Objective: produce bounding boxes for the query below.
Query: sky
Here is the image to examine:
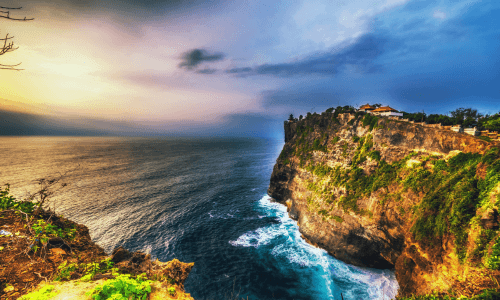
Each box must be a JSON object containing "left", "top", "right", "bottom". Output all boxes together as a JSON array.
[{"left": 0, "top": 0, "right": 499, "bottom": 138}]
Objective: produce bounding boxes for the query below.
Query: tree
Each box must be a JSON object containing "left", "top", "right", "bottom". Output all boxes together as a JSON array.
[
  {"left": 288, "top": 114, "right": 294, "bottom": 121},
  {"left": 450, "top": 107, "right": 483, "bottom": 128},
  {"left": 1, "top": 5, "right": 34, "bottom": 70},
  {"left": 481, "top": 113, "right": 500, "bottom": 131},
  {"left": 299, "top": 115, "right": 303, "bottom": 121}
]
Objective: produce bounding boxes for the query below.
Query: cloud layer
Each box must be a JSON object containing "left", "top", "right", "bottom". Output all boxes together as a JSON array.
[{"left": 1, "top": 0, "right": 499, "bottom": 137}]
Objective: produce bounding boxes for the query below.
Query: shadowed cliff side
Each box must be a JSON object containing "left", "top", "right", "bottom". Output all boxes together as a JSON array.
[{"left": 269, "top": 109, "right": 500, "bottom": 298}]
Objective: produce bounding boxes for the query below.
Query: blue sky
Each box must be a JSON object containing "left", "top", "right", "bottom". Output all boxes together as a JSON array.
[{"left": 1, "top": 0, "right": 499, "bottom": 138}]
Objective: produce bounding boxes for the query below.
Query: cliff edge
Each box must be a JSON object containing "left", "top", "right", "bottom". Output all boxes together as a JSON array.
[
  {"left": 0, "top": 207, "right": 195, "bottom": 300},
  {"left": 269, "top": 109, "right": 500, "bottom": 297}
]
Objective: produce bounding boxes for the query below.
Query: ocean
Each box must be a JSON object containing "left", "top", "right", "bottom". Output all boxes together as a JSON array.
[{"left": 0, "top": 136, "right": 398, "bottom": 300}]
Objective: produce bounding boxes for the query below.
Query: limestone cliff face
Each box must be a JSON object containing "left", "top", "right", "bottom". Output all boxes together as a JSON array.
[{"left": 268, "top": 111, "right": 500, "bottom": 297}]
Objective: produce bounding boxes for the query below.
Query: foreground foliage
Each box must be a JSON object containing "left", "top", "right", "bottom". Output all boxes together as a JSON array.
[
  {"left": 86, "top": 274, "right": 153, "bottom": 300},
  {"left": 19, "top": 285, "right": 58, "bottom": 300},
  {"left": 398, "top": 289, "right": 500, "bottom": 300}
]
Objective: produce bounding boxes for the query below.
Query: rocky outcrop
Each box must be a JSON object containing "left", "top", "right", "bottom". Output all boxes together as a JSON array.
[{"left": 268, "top": 111, "right": 500, "bottom": 297}]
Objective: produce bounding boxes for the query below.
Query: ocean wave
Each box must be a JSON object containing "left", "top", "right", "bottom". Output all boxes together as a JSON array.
[{"left": 232, "top": 195, "right": 399, "bottom": 299}]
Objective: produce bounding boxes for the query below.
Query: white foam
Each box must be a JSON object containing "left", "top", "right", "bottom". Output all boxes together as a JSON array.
[
  {"left": 229, "top": 225, "right": 284, "bottom": 248},
  {"left": 231, "top": 195, "right": 399, "bottom": 299},
  {"left": 208, "top": 209, "right": 241, "bottom": 219}
]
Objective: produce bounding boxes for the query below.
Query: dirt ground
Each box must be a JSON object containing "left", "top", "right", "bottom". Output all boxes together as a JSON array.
[{"left": 0, "top": 210, "right": 107, "bottom": 300}]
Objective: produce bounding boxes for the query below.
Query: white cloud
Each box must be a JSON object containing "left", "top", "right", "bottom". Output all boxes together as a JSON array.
[
  {"left": 433, "top": 10, "right": 446, "bottom": 19},
  {"left": 277, "top": 0, "right": 409, "bottom": 58}
]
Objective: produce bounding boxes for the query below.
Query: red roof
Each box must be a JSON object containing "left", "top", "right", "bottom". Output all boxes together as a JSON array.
[
  {"left": 359, "top": 104, "right": 375, "bottom": 110},
  {"left": 372, "top": 106, "right": 398, "bottom": 112}
]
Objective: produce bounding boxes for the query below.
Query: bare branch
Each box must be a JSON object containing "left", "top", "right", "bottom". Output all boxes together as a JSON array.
[
  {"left": 0, "top": 63, "right": 23, "bottom": 71},
  {"left": 0, "top": 15, "right": 35, "bottom": 21},
  {"left": 0, "top": 6, "right": 23, "bottom": 9},
  {"left": 0, "top": 6, "right": 34, "bottom": 70}
]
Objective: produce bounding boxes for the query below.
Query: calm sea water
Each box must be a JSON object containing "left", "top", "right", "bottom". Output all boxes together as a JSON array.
[{"left": 0, "top": 136, "right": 398, "bottom": 300}]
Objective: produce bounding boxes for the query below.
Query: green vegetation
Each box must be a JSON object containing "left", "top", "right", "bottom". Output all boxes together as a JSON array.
[
  {"left": 332, "top": 215, "right": 343, "bottom": 223},
  {"left": 283, "top": 109, "right": 500, "bottom": 267},
  {"left": 30, "top": 219, "right": 76, "bottom": 253},
  {"left": 477, "top": 136, "right": 492, "bottom": 142},
  {"left": 1, "top": 184, "right": 77, "bottom": 254},
  {"left": 397, "top": 289, "right": 500, "bottom": 300},
  {"left": 312, "top": 138, "right": 327, "bottom": 152},
  {"left": 1, "top": 184, "right": 35, "bottom": 213},
  {"left": 19, "top": 285, "right": 58, "bottom": 300},
  {"left": 408, "top": 151, "right": 485, "bottom": 262},
  {"left": 304, "top": 134, "right": 407, "bottom": 213},
  {"left": 55, "top": 258, "right": 116, "bottom": 281},
  {"left": 300, "top": 130, "right": 500, "bottom": 263},
  {"left": 362, "top": 114, "right": 379, "bottom": 131},
  {"left": 86, "top": 274, "right": 153, "bottom": 300},
  {"left": 403, "top": 107, "right": 500, "bottom": 131},
  {"left": 168, "top": 286, "right": 176, "bottom": 296},
  {"left": 485, "top": 235, "right": 500, "bottom": 269}
]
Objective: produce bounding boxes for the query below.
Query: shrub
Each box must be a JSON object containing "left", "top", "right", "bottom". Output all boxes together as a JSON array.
[
  {"left": 168, "top": 286, "right": 176, "bottom": 296},
  {"left": 485, "top": 236, "right": 500, "bottom": 270},
  {"left": 86, "top": 274, "right": 152, "bottom": 300},
  {"left": 20, "top": 285, "right": 58, "bottom": 300},
  {"left": 0, "top": 184, "right": 35, "bottom": 213},
  {"left": 362, "top": 114, "right": 379, "bottom": 131},
  {"left": 56, "top": 258, "right": 115, "bottom": 281},
  {"left": 30, "top": 219, "right": 76, "bottom": 254},
  {"left": 332, "top": 216, "right": 343, "bottom": 223}
]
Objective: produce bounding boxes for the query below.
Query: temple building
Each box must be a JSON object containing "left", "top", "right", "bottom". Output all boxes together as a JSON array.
[
  {"left": 370, "top": 106, "right": 403, "bottom": 117},
  {"left": 359, "top": 104, "right": 376, "bottom": 112}
]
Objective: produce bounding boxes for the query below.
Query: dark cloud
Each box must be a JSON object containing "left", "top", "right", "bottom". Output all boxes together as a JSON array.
[
  {"left": 0, "top": 110, "right": 111, "bottom": 136},
  {"left": 259, "top": 34, "right": 386, "bottom": 76},
  {"left": 213, "top": 34, "right": 387, "bottom": 77},
  {"left": 226, "top": 67, "right": 252, "bottom": 74},
  {"left": 0, "top": 109, "right": 284, "bottom": 139},
  {"left": 19, "top": 0, "right": 225, "bottom": 15},
  {"left": 179, "top": 48, "right": 224, "bottom": 70},
  {"left": 0, "top": 110, "right": 146, "bottom": 136},
  {"left": 196, "top": 68, "right": 218, "bottom": 74}
]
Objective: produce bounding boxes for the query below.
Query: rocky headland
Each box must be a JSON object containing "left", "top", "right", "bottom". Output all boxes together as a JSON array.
[
  {"left": 0, "top": 207, "right": 195, "bottom": 300},
  {"left": 268, "top": 109, "right": 500, "bottom": 298}
]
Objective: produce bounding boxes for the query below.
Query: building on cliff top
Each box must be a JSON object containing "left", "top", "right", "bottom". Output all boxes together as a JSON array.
[
  {"left": 464, "top": 127, "right": 480, "bottom": 136},
  {"left": 359, "top": 104, "right": 376, "bottom": 112},
  {"left": 450, "top": 125, "right": 464, "bottom": 133},
  {"left": 371, "top": 106, "right": 403, "bottom": 117}
]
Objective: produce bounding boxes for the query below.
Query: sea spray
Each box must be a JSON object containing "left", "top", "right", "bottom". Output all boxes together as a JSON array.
[{"left": 230, "top": 195, "right": 399, "bottom": 300}]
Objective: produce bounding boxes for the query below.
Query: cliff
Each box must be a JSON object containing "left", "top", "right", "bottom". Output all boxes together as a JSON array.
[
  {"left": 0, "top": 207, "right": 195, "bottom": 300},
  {"left": 269, "top": 110, "right": 500, "bottom": 297}
]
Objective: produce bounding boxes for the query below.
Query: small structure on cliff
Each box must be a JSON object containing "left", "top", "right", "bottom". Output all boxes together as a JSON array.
[
  {"left": 451, "top": 124, "right": 464, "bottom": 133},
  {"left": 359, "top": 104, "right": 376, "bottom": 112},
  {"left": 464, "top": 126, "right": 480, "bottom": 136},
  {"left": 371, "top": 106, "right": 403, "bottom": 117}
]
